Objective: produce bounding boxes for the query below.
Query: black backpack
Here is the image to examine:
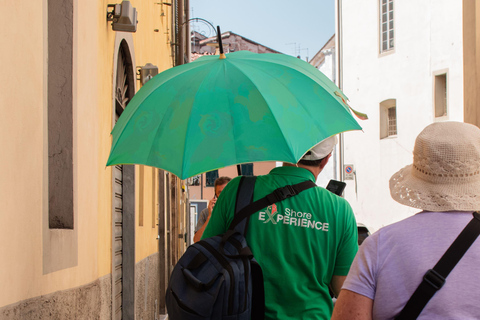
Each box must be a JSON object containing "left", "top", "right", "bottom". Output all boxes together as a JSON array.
[{"left": 165, "top": 176, "right": 316, "bottom": 319}]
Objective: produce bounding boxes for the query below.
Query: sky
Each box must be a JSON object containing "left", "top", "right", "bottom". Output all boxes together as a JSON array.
[{"left": 189, "top": 0, "right": 335, "bottom": 60}]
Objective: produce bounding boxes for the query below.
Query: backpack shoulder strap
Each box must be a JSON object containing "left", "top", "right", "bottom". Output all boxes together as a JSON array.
[
  {"left": 229, "top": 179, "right": 317, "bottom": 233},
  {"left": 232, "top": 176, "right": 257, "bottom": 235},
  {"left": 396, "top": 211, "right": 480, "bottom": 319}
]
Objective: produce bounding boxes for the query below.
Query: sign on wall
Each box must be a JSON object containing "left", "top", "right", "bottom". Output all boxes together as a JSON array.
[{"left": 344, "top": 164, "right": 355, "bottom": 180}]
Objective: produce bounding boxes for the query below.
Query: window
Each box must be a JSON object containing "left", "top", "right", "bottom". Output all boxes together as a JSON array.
[
  {"left": 434, "top": 73, "right": 447, "bottom": 118},
  {"left": 387, "top": 107, "right": 397, "bottom": 136},
  {"left": 187, "top": 174, "right": 201, "bottom": 186},
  {"left": 241, "top": 163, "right": 254, "bottom": 176},
  {"left": 205, "top": 170, "right": 219, "bottom": 187},
  {"left": 380, "top": 99, "right": 397, "bottom": 139},
  {"left": 380, "top": 0, "right": 394, "bottom": 53}
]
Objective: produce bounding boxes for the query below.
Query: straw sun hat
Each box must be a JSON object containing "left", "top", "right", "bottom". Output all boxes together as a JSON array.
[{"left": 389, "top": 121, "right": 480, "bottom": 212}]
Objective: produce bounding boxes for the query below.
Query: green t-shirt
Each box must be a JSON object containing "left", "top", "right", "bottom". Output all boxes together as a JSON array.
[{"left": 202, "top": 166, "right": 358, "bottom": 319}]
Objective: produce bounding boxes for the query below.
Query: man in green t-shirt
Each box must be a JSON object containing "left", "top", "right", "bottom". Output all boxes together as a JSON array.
[{"left": 202, "top": 135, "right": 359, "bottom": 320}]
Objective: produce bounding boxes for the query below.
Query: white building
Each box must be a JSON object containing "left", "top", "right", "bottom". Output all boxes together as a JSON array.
[
  {"left": 309, "top": 35, "right": 341, "bottom": 188},
  {"left": 337, "top": 0, "right": 467, "bottom": 232}
]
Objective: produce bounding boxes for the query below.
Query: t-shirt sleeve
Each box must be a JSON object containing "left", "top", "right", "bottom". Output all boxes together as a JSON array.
[
  {"left": 195, "top": 208, "right": 207, "bottom": 232},
  {"left": 341, "top": 232, "right": 378, "bottom": 299},
  {"left": 201, "top": 177, "right": 241, "bottom": 239},
  {"left": 333, "top": 202, "right": 359, "bottom": 275}
]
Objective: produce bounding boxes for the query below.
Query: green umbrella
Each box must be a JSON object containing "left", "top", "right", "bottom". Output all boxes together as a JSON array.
[{"left": 107, "top": 50, "right": 364, "bottom": 180}]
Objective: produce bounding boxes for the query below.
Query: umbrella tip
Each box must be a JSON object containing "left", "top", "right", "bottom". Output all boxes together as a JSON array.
[
  {"left": 216, "top": 25, "right": 224, "bottom": 55},
  {"left": 219, "top": 53, "right": 226, "bottom": 59}
]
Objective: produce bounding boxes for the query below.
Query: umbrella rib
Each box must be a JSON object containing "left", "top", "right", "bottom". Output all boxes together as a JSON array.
[
  {"left": 241, "top": 54, "right": 352, "bottom": 114},
  {"left": 179, "top": 61, "right": 226, "bottom": 178},
  {"left": 111, "top": 59, "right": 216, "bottom": 151},
  {"left": 245, "top": 53, "right": 349, "bottom": 103},
  {"left": 140, "top": 61, "right": 222, "bottom": 178},
  {"left": 225, "top": 60, "right": 299, "bottom": 163},
  {"left": 227, "top": 57, "right": 359, "bottom": 162},
  {"left": 223, "top": 61, "right": 242, "bottom": 167},
  {"left": 250, "top": 57, "right": 358, "bottom": 122}
]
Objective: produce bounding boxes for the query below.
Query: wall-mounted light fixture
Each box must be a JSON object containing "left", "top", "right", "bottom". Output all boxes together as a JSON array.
[
  {"left": 137, "top": 63, "right": 159, "bottom": 85},
  {"left": 107, "top": 1, "right": 138, "bottom": 32}
]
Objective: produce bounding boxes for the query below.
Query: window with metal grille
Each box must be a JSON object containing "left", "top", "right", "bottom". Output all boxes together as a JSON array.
[
  {"left": 380, "top": 99, "right": 397, "bottom": 139},
  {"left": 380, "top": 0, "right": 394, "bottom": 53},
  {"left": 387, "top": 107, "right": 397, "bottom": 136},
  {"left": 241, "top": 163, "right": 254, "bottom": 176},
  {"left": 205, "top": 170, "right": 219, "bottom": 187},
  {"left": 434, "top": 73, "right": 447, "bottom": 118}
]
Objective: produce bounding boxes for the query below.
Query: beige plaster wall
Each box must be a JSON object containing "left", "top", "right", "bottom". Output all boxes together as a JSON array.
[
  {"left": 1, "top": 1, "right": 51, "bottom": 307},
  {"left": 97, "top": 0, "right": 118, "bottom": 278},
  {"left": 0, "top": 0, "right": 175, "bottom": 308}
]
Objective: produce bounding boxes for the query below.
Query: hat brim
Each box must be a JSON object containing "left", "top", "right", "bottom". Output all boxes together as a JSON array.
[{"left": 389, "top": 164, "right": 480, "bottom": 211}]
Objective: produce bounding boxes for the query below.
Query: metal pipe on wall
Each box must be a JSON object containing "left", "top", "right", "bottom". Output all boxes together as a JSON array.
[
  {"left": 177, "top": 0, "right": 185, "bottom": 66},
  {"left": 336, "top": 0, "right": 345, "bottom": 181},
  {"left": 185, "top": 0, "right": 191, "bottom": 62}
]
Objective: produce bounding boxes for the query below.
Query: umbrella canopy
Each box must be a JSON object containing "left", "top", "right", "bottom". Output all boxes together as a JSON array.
[{"left": 107, "top": 51, "right": 363, "bottom": 180}]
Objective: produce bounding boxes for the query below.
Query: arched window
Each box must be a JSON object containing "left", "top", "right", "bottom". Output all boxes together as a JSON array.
[
  {"left": 380, "top": 99, "right": 397, "bottom": 139},
  {"left": 112, "top": 38, "right": 136, "bottom": 320}
]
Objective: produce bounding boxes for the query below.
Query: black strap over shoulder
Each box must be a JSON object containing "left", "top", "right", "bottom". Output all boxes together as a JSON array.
[
  {"left": 396, "top": 211, "right": 480, "bottom": 320},
  {"left": 229, "top": 179, "right": 317, "bottom": 232},
  {"left": 232, "top": 176, "right": 257, "bottom": 235}
]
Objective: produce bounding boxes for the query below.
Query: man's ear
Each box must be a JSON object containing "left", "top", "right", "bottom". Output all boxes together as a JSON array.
[{"left": 319, "top": 153, "right": 332, "bottom": 171}]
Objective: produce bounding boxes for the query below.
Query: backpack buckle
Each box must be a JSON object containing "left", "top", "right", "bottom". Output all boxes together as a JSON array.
[
  {"left": 274, "top": 185, "right": 296, "bottom": 201},
  {"left": 423, "top": 269, "right": 445, "bottom": 290}
]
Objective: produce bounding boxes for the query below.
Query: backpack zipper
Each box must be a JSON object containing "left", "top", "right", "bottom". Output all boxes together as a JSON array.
[{"left": 228, "top": 236, "right": 250, "bottom": 312}]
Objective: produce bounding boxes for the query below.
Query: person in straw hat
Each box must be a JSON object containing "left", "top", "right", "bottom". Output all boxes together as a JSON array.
[
  {"left": 203, "top": 135, "right": 359, "bottom": 320},
  {"left": 332, "top": 121, "right": 480, "bottom": 320}
]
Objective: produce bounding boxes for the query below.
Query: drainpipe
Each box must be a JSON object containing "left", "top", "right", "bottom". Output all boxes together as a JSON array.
[
  {"left": 336, "top": 0, "right": 344, "bottom": 181},
  {"left": 177, "top": 0, "right": 185, "bottom": 66},
  {"left": 185, "top": 0, "right": 191, "bottom": 62}
]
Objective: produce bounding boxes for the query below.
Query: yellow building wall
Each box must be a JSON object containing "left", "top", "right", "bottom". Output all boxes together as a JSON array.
[
  {"left": 0, "top": 1, "right": 45, "bottom": 307},
  {"left": 97, "top": 0, "right": 176, "bottom": 272},
  {"left": 0, "top": 0, "right": 175, "bottom": 308}
]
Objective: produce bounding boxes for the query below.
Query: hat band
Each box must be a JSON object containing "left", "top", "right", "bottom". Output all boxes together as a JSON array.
[{"left": 413, "top": 164, "right": 480, "bottom": 179}]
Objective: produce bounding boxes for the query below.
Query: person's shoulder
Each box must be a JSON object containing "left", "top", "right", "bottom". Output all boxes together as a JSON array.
[{"left": 314, "top": 187, "right": 352, "bottom": 207}]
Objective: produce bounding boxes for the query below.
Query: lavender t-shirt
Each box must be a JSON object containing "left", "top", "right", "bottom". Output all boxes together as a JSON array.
[{"left": 342, "top": 211, "right": 480, "bottom": 320}]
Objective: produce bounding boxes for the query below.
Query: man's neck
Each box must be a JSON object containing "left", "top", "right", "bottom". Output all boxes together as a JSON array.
[{"left": 282, "top": 162, "right": 321, "bottom": 178}]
